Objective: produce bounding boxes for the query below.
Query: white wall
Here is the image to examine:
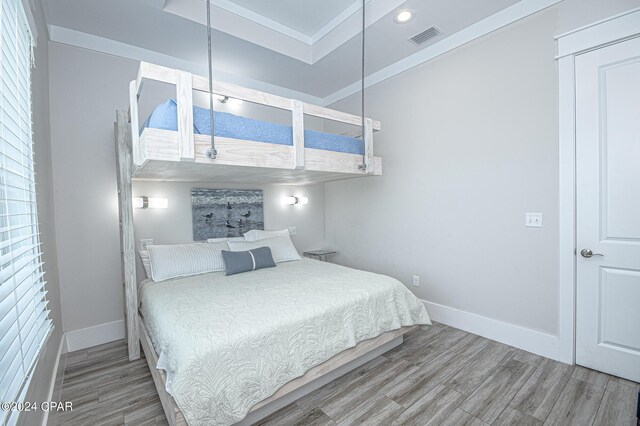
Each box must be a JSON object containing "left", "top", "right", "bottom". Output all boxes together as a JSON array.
[
  {"left": 132, "top": 181, "right": 326, "bottom": 283},
  {"left": 324, "top": 1, "right": 640, "bottom": 359},
  {"left": 47, "top": 43, "right": 327, "bottom": 343}
]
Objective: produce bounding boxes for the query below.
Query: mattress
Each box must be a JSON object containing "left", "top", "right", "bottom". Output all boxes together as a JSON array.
[
  {"left": 142, "top": 99, "right": 365, "bottom": 155},
  {"left": 139, "top": 258, "right": 430, "bottom": 426}
]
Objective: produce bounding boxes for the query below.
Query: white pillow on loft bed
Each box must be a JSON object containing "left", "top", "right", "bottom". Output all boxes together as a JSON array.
[
  {"left": 227, "top": 236, "right": 301, "bottom": 263},
  {"left": 243, "top": 229, "right": 290, "bottom": 241},
  {"left": 147, "top": 241, "right": 229, "bottom": 282}
]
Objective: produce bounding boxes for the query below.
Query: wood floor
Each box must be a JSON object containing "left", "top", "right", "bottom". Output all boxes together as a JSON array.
[{"left": 59, "top": 322, "right": 639, "bottom": 426}]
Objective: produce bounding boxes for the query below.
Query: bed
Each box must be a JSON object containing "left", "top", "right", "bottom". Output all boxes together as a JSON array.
[
  {"left": 127, "top": 62, "right": 382, "bottom": 184},
  {"left": 138, "top": 259, "right": 430, "bottom": 426},
  {"left": 143, "top": 99, "right": 365, "bottom": 155}
]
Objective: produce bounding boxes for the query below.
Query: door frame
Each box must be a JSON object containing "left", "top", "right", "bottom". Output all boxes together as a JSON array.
[{"left": 556, "top": 8, "right": 640, "bottom": 364}]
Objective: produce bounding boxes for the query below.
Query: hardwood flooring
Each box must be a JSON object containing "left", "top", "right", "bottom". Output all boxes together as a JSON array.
[{"left": 59, "top": 323, "right": 639, "bottom": 425}]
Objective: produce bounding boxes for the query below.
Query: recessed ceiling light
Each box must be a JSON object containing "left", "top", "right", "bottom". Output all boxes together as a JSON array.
[{"left": 394, "top": 10, "right": 414, "bottom": 24}]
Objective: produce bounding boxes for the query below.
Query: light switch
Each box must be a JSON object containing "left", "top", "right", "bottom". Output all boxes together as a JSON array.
[
  {"left": 288, "top": 227, "right": 297, "bottom": 236},
  {"left": 525, "top": 213, "right": 543, "bottom": 228}
]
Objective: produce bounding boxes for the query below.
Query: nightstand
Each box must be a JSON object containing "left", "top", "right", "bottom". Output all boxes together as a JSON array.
[{"left": 303, "top": 249, "right": 337, "bottom": 262}]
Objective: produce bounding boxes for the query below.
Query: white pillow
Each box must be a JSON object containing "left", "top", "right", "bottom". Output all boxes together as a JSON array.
[
  {"left": 243, "top": 229, "right": 290, "bottom": 242},
  {"left": 207, "top": 236, "right": 245, "bottom": 243},
  {"left": 227, "top": 236, "right": 301, "bottom": 263},
  {"left": 147, "top": 241, "right": 229, "bottom": 282},
  {"left": 139, "top": 250, "right": 151, "bottom": 278}
]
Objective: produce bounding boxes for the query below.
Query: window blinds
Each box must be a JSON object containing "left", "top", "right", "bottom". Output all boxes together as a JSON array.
[{"left": 0, "top": 0, "right": 52, "bottom": 421}]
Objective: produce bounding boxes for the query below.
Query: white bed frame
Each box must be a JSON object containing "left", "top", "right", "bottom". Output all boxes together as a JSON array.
[
  {"left": 114, "top": 63, "right": 413, "bottom": 425},
  {"left": 129, "top": 62, "right": 382, "bottom": 185}
]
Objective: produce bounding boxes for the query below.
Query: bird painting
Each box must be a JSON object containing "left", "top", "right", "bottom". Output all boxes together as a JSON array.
[{"left": 191, "top": 189, "right": 264, "bottom": 241}]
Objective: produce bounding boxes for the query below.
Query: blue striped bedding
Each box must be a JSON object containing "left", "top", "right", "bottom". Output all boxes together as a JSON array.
[{"left": 142, "top": 99, "right": 364, "bottom": 155}]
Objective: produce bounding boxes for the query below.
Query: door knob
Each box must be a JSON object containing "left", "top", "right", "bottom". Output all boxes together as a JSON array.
[{"left": 580, "top": 249, "right": 604, "bottom": 258}]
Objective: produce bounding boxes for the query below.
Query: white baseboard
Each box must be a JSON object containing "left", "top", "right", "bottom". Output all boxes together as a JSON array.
[
  {"left": 42, "top": 336, "right": 65, "bottom": 426},
  {"left": 64, "top": 319, "right": 125, "bottom": 353},
  {"left": 422, "top": 300, "right": 564, "bottom": 362}
]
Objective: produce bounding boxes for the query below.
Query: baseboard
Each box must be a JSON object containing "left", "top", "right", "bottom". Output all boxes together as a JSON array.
[
  {"left": 422, "top": 300, "right": 563, "bottom": 362},
  {"left": 41, "top": 335, "right": 65, "bottom": 426},
  {"left": 64, "top": 319, "right": 125, "bottom": 353}
]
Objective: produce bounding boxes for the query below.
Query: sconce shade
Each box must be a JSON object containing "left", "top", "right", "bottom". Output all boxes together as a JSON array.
[
  {"left": 133, "top": 196, "right": 168, "bottom": 209},
  {"left": 283, "top": 196, "right": 308, "bottom": 206}
]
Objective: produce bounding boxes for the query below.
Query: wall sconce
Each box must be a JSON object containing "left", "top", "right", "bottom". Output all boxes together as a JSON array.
[
  {"left": 218, "top": 95, "right": 243, "bottom": 105},
  {"left": 283, "top": 196, "right": 309, "bottom": 206},
  {"left": 133, "top": 196, "right": 168, "bottom": 209}
]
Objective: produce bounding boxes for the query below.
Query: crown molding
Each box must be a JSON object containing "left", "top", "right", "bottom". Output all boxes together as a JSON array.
[
  {"left": 322, "top": 0, "right": 564, "bottom": 105},
  {"left": 47, "top": 25, "right": 325, "bottom": 105},
  {"left": 46, "top": 0, "right": 564, "bottom": 109},
  {"left": 208, "top": 0, "right": 313, "bottom": 44},
  {"left": 164, "top": 0, "right": 401, "bottom": 64}
]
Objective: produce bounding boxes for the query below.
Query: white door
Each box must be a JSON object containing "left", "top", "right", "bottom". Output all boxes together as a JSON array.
[{"left": 575, "top": 36, "right": 640, "bottom": 382}]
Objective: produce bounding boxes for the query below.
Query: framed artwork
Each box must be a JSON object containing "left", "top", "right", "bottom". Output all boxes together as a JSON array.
[{"left": 191, "top": 189, "right": 264, "bottom": 241}]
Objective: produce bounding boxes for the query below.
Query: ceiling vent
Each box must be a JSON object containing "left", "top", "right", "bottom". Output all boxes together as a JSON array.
[{"left": 409, "top": 26, "right": 441, "bottom": 46}]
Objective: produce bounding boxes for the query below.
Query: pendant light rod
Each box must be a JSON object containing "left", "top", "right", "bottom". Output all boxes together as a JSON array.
[{"left": 206, "top": 0, "right": 217, "bottom": 159}]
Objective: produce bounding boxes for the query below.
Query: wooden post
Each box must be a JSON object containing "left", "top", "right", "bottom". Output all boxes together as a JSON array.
[
  {"left": 176, "top": 70, "right": 195, "bottom": 161},
  {"left": 363, "top": 118, "right": 374, "bottom": 174},
  {"left": 291, "top": 100, "right": 304, "bottom": 170},
  {"left": 115, "top": 110, "right": 140, "bottom": 361},
  {"left": 129, "top": 80, "right": 140, "bottom": 167}
]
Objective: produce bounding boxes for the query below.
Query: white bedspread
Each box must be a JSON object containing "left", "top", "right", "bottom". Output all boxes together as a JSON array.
[{"left": 139, "top": 259, "right": 430, "bottom": 425}]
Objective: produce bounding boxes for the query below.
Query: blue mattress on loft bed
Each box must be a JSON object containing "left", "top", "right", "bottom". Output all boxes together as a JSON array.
[{"left": 142, "top": 99, "right": 364, "bottom": 155}]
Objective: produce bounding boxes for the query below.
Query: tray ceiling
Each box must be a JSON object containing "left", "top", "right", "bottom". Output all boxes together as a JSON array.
[{"left": 43, "top": 0, "right": 530, "bottom": 100}]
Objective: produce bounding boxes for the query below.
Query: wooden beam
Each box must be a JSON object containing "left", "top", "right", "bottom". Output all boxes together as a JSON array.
[
  {"left": 115, "top": 110, "right": 140, "bottom": 361},
  {"left": 175, "top": 70, "right": 195, "bottom": 161},
  {"left": 128, "top": 80, "right": 140, "bottom": 167},
  {"left": 363, "top": 118, "right": 374, "bottom": 174},
  {"left": 291, "top": 100, "right": 304, "bottom": 170},
  {"left": 302, "top": 103, "right": 381, "bottom": 131}
]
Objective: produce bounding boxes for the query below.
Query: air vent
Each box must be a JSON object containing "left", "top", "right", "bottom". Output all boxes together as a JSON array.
[{"left": 409, "top": 26, "right": 441, "bottom": 45}]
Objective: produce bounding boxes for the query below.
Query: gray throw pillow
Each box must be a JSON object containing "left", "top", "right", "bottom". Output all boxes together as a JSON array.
[{"left": 221, "top": 247, "right": 276, "bottom": 276}]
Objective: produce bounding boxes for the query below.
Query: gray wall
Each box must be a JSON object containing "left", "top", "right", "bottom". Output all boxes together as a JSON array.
[
  {"left": 47, "top": 43, "right": 327, "bottom": 335},
  {"left": 20, "top": 0, "right": 64, "bottom": 425},
  {"left": 324, "top": 0, "right": 640, "bottom": 337},
  {"left": 133, "top": 182, "right": 326, "bottom": 283}
]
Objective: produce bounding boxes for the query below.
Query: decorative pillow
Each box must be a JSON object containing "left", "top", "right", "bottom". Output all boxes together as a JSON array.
[
  {"left": 243, "top": 229, "right": 290, "bottom": 242},
  {"left": 138, "top": 250, "right": 151, "bottom": 278},
  {"left": 207, "top": 236, "right": 245, "bottom": 243},
  {"left": 147, "top": 241, "right": 229, "bottom": 282},
  {"left": 227, "top": 236, "right": 301, "bottom": 263},
  {"left": 221, "top": 247, "right": 276, "bottom": 276}
]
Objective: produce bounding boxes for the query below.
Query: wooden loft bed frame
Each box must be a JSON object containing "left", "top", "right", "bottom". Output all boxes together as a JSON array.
[
  {"left": 113, "top": 62, "right": 403, "bottom": 426},
  {"left": 129, "top": 62, "right": 382, "bottom": 185}
]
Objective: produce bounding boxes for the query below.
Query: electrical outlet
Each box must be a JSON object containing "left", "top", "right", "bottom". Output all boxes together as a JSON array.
[
  {"left": 525, "top": 213, "right": 543, "bottom": 228},
  {"left": 412, "top": 275, "right": 420, "bottom": 287},
  {"left": 140, "top": 239, "right": 154, "bottom": 251},
  {"left": 288, "top": 227, "right": 297, "bottom": 236}
]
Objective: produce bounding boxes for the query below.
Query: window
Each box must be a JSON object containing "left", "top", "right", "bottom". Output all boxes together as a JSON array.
[{"left": 0, "top": 0, "right": 52, "bottom": 422}]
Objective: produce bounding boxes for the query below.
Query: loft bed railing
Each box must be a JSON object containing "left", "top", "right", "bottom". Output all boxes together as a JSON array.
[{"left": 127, "top": 62, "right": 382, "bottom": 183}]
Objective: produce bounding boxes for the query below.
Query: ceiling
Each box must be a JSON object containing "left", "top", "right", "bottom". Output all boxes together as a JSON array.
[
  {"left": 43, "top": 0, "right": 527, "bottom": 101},
  {"left": 223, "top": 0, "right": 358, "bottom": 37}
]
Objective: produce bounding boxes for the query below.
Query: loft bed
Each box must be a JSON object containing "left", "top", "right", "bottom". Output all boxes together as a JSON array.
[
  {"left": 128, "top": 62, "right": 382, "bottom": 185},
  {"left": 113, "top": 62, "right": 415, "bottom": 426}
]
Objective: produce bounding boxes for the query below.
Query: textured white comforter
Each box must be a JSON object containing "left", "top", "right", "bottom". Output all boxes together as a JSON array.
[{"left": 139, "top": 259, "right": 430, "bottom": 425}]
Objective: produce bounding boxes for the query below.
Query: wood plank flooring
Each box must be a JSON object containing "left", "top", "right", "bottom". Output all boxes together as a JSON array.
[{"left": 59, "top": 323, "right": 639, "bottom": 425}]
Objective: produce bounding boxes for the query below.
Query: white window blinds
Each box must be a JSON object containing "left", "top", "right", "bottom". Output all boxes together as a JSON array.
[{"left": 0, "top": 0, "right": 52, "bottom": 420}]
